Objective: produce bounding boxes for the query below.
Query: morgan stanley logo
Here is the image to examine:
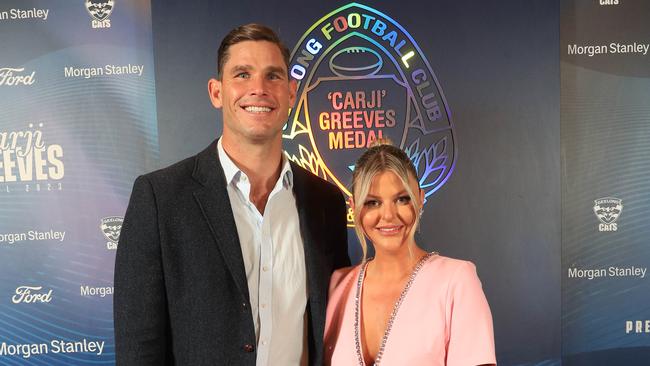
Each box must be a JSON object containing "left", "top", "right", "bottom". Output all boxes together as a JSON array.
[{"left": 594, "top": 197, "right": 623, "bottom": 232}]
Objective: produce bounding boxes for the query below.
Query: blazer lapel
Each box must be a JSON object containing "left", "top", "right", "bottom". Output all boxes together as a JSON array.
[
  {"left": 192, "top": 140, "right": 250, "bottom": 303},
  {"left": 291, "top": 163, "right": 331, "bottom": 365},
  {"left": 291, "top": 163, "right": 328, "bottom": 305}
]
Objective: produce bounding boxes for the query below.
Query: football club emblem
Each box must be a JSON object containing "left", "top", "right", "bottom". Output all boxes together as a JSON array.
[
  {"left": 85, "top": 0, "right": 114, "bottom": 28},
  {"left": 593, "top": 197, "right": 622, "bottom": 232},
  {"left": 284, "top": 3, "right": 456, "bottom": 225},
  {"left": 100, "top": 216, "right": 123, "bottom": 249}
]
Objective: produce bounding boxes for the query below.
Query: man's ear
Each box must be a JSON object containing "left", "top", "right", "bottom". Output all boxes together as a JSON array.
[
  {"left": 208, "top": 78, "right": 223, "bottom": 109},
  {"left": 289, "top": 78, "right": 298, "bottom": 106}
]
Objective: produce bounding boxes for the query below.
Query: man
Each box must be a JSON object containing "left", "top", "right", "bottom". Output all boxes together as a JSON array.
[{"left": 114, "top": 24, "right": 349, "bottom": 365}]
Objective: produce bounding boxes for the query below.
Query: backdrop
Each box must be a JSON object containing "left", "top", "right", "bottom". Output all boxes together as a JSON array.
[
  {"left": 561, "top": 0, "right": 650, "bottom": 364},
  {"left": 154, "top": 1, "right": 560, "bottom": 364},
  {"left": 0, "top": 0, "right": 157, "bottom": 364},
  {"left": 1, "top": 0, "right": 648, "bottom": 365}
]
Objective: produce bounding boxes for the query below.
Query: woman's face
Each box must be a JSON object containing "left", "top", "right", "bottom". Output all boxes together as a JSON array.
[{"left": 358, "top": 170, "right": 422, "bottom": 255}]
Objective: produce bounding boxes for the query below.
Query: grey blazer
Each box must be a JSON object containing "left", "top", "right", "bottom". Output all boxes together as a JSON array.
[{"left": 114, "top": 139, "right": 349, "bottom": 365}]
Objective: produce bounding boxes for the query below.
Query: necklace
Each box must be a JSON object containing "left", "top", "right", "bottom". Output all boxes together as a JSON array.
[{"left": 353, "top": 252, "right": 438, "bottom": 366}]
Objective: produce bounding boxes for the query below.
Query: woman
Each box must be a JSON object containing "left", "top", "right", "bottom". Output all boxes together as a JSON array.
[{"left": 324, "top": 140, "right": 496, "bottom": 365}]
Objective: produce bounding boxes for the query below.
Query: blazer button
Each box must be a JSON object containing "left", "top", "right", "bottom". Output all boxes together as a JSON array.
[{"left": 243, "top": 344, "right": 254, "bottom": 353}]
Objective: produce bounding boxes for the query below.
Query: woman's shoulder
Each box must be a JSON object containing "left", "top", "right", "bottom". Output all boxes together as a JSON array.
[
  {"left": 328, "top": 265, "right": 361, "bottom": 303},
  {"left": 422, "top": 254, "right": 488, "bottom": 306},
  {"left": 330, "top": 264, "right": 361, "bottom": 290},
  {"left": 423, "top": 254, "right": 480, "bottom": 282},
  {"left": 427, "top": 254, "right": 476, "bottom": 269}
]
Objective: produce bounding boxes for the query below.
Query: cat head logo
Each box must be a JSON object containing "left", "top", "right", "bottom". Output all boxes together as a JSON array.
[
  {"left": 594, "top": 197, "right": 623, "bottom": 224},
  {"left": 85, "top": 0, "right": 114, "bottom": 21},
  {"left": 594, "top": 197, "right": 622, "bottom": 232},
  {"left": 86, "top": 0, "right": 114, "bottom": 28},
  {"left": 283, "top": 3, "right": 456, "bottom": 225},
  {"left": 100, "top": 216, "right": 123, "bottom": 243}
]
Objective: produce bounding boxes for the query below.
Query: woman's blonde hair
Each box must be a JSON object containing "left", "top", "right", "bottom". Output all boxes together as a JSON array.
[{"left": 351, "top": 139, "right": 421, "bottom": 262}]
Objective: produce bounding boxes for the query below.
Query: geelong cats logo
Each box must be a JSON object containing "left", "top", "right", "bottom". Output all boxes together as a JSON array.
[
  {"left": 101, "top": 216, "right": 123, "bottom": 249},
  {"left": 594, "top": 197, "right": 623, "bottom": 232},
  {"left": 85, "top": 0, "right": 114, "bottom": 28}
]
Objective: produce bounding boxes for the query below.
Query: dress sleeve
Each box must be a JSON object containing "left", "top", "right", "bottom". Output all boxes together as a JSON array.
[
  {"left": 323, "top": 266, "right": 355, "bottom": 366},
  {"left": 445, "top": 261, "right": 496, "bottom": 366}
]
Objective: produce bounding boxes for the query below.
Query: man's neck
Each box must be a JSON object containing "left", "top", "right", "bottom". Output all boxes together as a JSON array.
[{"left": 221, "top": 135, "right": 284, "bottom": 214}]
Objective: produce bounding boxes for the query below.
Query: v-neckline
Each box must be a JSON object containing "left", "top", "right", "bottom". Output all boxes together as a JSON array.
[{"left": 353, "top": 252, "right": 437, "bottom": 366}]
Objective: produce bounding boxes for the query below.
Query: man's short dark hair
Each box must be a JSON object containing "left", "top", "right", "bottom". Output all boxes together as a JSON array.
[{"left": 217, "top": 23, "right": 291, "bottom": 79}]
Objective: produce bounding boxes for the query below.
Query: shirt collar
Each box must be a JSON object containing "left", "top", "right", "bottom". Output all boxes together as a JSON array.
[{"left": 217, "top": 138, "right": 293, "bottom": 190}]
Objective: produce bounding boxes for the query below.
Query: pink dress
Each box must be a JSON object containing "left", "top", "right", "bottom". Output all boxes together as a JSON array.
[{"left": 324, "top": 254, "right": 496, "bottom": 366}]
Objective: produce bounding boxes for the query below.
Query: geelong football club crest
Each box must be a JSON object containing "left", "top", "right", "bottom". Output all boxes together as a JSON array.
[
  {"left": 593, "top": 197, "right": 622, "bottom": 232},
  {"left": 284, "top": 3, "right": 456, "bottom": 225},
  {"left": 85, "top": 0, "right": 114, "bottom": 28},
  {"left": 100, "top": 216, "right": 123, "bottom": 249},
  {"left": 594, "top": 197, "right": 623, "bottom": 231}
]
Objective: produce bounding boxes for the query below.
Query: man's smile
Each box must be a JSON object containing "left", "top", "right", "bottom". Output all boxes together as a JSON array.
[{"left": 243, "top": 105, "right": 273, "bottom": 113}]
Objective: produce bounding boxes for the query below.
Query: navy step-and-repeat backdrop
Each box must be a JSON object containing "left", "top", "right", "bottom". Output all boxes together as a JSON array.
[
  {"left": 561, "top": 0, "right": 650, "bottom": 364},
  {"left": 0, "top": 0, "right": 648, "bottom": 365},
  {"left": 0, "top": 0, "right": 157, "bottom": 364}
]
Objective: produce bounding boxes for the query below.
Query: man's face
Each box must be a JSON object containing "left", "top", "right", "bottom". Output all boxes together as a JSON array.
[{"left": 208, "top": 40, "right": 296, "bottom": 145}]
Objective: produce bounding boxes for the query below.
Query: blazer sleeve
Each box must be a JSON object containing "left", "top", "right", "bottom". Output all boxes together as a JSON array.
[
  {"left": 331, "top": 190, "right": 351, "bottom": 269},
  {"left": 114, "top": 175, "right": 172, "bottom": 365}
]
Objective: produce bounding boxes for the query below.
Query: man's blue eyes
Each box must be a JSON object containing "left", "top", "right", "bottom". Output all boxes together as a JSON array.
[{"left": 234, "top": 73, "right": 281, "bottom": 80}]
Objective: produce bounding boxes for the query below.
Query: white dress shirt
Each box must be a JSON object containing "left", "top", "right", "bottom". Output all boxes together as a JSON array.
[{"left": 217, "top": 139, "right": 308, "bottom": 365}]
